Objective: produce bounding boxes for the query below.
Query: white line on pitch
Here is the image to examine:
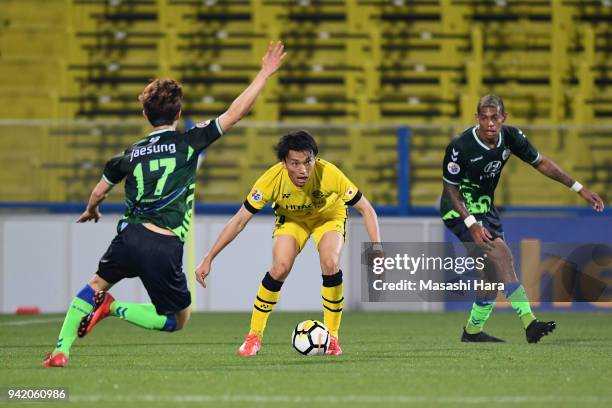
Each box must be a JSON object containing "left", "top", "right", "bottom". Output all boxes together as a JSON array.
[
  {"left": 0, "top": 318, "right": 63, "bottom": 326},
  {"left": 69, "top": 394, "right": 610, "bottom": 405}
]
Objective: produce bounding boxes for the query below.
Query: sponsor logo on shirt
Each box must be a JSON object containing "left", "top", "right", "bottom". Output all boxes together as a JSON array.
[
  {"left": 480, "top": 160, "right": 503, "bottom": 179},
  {"left": 484, "top": 160, "right": 502, "bottom": 174},
  {"left": 286, "top": 203, "right": 313, "bottom": 210}
]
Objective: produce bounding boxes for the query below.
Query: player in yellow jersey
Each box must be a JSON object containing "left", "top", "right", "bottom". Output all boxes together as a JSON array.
[{"left": 195, "top": 130, "right": 382, "bottom": 356}]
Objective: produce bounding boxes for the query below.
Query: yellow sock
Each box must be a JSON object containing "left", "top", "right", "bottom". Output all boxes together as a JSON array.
[
  {"left": 249, "top": 272, "right": 282, "bottom": 338},
  {"left": 322, "top": 271, "right": 344, "bottom": 338}
]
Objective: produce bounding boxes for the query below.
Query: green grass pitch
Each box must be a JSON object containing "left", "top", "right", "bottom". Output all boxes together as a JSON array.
[{"left": 1, "top": 312, "right": 611, "bottom": 407}]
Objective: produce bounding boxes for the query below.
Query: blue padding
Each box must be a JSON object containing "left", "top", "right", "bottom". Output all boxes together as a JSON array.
[
  {"left": 1, "top": 202, "right": 610, "bottom": 217},
  {"left": 76, "top": 284, "right": 96, "bottom": 306},
  {"left": 504, "top": 281, "right": 521, "bottom": 298},
  {"left": 162, "top": 314, "right": 177, "bottom": 332}
]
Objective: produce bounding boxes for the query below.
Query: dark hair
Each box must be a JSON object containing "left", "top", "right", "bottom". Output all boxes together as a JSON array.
[
  {"left": 138, "top": 79, "right": 183, "bottom": 126},
  {"left": 477, "top": 95, "right": 505, "bottom": 115},
  {"left": 275, "top": 130, "right": 319, "bottom": 161}
]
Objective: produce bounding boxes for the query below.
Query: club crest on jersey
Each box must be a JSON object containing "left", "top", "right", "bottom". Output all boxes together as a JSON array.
[
  {"left": 447, "top": 162, "right": 461, "bottom": 175},
  {"left": 250, "top": 189, "right": 263, "bottom": 202},
  {"left": 312, "top": 190, "right": 324, "bottom": 199},
  {"left": 502, "top": 149, "right": 511, "bottom": 161}
]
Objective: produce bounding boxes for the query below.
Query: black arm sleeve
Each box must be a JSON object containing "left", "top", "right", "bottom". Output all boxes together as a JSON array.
[{"left": 243, "top": 199, "right": 260, "bottom": 214}]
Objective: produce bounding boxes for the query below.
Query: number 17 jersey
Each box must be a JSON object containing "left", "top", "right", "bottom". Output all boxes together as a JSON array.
[{"left": 101, "top": 118, "right": 224, "bottom": 241}]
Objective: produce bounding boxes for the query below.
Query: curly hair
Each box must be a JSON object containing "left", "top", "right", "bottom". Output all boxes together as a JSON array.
[
  {"left": 138, "top": 79, "right": 183, "bottom": 126},
  {"left": 274, "top": 130, "right": 319, "bottom": 161}
]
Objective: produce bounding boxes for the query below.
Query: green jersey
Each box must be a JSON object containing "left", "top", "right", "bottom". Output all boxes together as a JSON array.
[
  {"left": 440, "top": 125, "right": 540, "bottom": 220},
  {"left": 102, "top": 118, "right": 224, "bottom": 241}
]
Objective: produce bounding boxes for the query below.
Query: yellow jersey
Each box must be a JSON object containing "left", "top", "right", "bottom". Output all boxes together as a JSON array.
[{"left": 244, "top": 158, "right": 362, "bottom": 219}]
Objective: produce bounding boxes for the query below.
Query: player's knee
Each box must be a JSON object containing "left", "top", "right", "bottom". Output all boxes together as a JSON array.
[
  {"left": 269, "top": 263, "right": 291, "bottom": 281},
  {"left": 320, "top": 255, "right": 340, "bottom": 275},
  {"left": 489, "top": 244, "right": 513, "bottom": 264},
  {"left": 88, "top": 274, "right": 112, "bottom": 292}
]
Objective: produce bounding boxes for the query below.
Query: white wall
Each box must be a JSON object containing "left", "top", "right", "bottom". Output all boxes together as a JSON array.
[{"left": 0, "top": 214, "right": 444, "bottom": 313}]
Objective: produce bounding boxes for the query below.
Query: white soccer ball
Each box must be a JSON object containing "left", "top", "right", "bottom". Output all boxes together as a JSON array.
[{"left": 291, "top": 320, "right": 330, "bottom": 355}]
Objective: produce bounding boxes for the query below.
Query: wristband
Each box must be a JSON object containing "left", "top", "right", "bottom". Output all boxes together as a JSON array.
[
  {"left": 464, "top": 215, "right": 477, "bottom": 228},
  {"left": 372, "top": 243, "right": 383, "bottom": 252},
  {"left": 570, "top": 181, "right": 583, "bottom": 193}
]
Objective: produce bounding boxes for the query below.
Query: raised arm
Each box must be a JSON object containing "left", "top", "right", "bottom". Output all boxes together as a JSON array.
[
  {"left": 77, "top": 178, "right": 114, "bottom": 223},
  {"left": 194, "top": 205, "right": 255, "bottom": 288},
  {"left": 217, "top": 41, "right": 286, "bottom": 132},
  {"left": 533, "top": 155, "right": 604, "bottom": 212}
]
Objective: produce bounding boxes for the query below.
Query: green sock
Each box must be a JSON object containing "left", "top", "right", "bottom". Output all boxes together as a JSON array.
[
  {"left": 465, "top": 301, "right": 495, "bottom": 334},
  {"left": 506, "top": 284, "right": 536, "bottom": 328},
  {"left": 110, "top": 302, "right": 176, "bottom": 331},
  {"left": 53, "top": 297, "right": 94, "bottom": 357}
]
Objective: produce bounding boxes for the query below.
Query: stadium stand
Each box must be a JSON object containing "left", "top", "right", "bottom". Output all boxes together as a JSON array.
[{"left": 0, "top": 0, "right": 610, "bottom": 208}]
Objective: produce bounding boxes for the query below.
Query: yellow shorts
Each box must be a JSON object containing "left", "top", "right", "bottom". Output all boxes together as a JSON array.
[{"left": 273, "top": 207, "right": 347, "bottom": 251}]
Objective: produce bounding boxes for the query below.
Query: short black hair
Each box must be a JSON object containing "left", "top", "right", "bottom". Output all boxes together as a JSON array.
[
  {"left": 477, "top": 95, "right": 505, "bottom": 115},
  {"left": 274, "top": 130, "right": 319, "bottom": 161}
]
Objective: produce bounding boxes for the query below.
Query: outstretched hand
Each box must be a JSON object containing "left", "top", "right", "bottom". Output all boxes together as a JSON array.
[
  {"left": 579, "top": 188, "right": 605, "bottom": 212},
  {"left": 260, "top": 40, "right": 286, "bottom": 77}
]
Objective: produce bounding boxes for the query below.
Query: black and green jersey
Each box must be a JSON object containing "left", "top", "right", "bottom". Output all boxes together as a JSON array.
[
  {"left": 440, "top": 125, "right": 540, "bottom": 220},
  {"left": 102, "top": 118, "right": 224, "bottom": 241}
]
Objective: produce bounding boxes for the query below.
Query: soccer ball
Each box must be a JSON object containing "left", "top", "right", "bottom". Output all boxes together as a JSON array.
[{"left": 291, "top": 320, "right": 330, "bottom": 355}]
